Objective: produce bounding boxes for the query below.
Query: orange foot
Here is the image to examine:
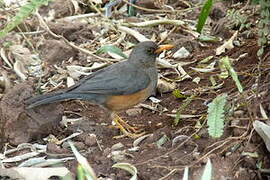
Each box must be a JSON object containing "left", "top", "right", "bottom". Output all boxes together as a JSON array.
[{"left": 111, "top": 112, "right": 145, "bottom": 139}]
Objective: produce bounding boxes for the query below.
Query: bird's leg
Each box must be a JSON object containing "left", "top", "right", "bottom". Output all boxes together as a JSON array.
[
  {"left": 116, "top": 116, "right": 139, "bottom": 132},
  {"left": 111, "top": 112, "right": 145, "bottom": 139}
]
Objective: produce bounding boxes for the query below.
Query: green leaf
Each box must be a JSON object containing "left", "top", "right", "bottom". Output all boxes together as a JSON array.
[
  {"left": 156, "top": 134, "right": 169, "bottom": 148},
  {"left": 257, "top": 47, "right": 264, "bottom": 57},
  {"left": 0, "top": 0, "right": 51, "bottom": 39},
  {"left": 251, "top": 0, "right": 260, "bottom": 5},
  {"left": 76, "top": 165, "right": 85, "bottom": 180},
  {"left": 207, "top": 94, "right": 227, "bottom": 138},
  {"left": 258, "top": 36, "right": 267, "bottom": 45},
  {"left": 96, "top": 45, "right": 128, "bottom": 59},
  {"left": 257, "top": 0, "right": 270, "bottom": 57},
  {"left": 219, "top": 56, "right": 243, "bottom": 93},
  {"left": 196, "top": 0, "right": 213, "bottom": 33},
  {"left": 193, "top": 134, "right": 200, "bottom": 139},
  {"left": 174, "top": 112, "right": 182, "bottom": 125},
  {"left": 209, "top": 76, "right": 217, "bottom": 86},
  {"left": 201, "top": 158, "right": 212, "bottom": 180},
  {"left": 69, "top": 141, "right": 97, "bottom": 180},
  {"left": 199, "top": 56, "right": 214, "bottom": 64},
  {"left": 172, "top": 89, "right": 186, "bottom": 99},
  {"left": 263, "top": 26, "right": 270, "bottom": 35},
  {"left": 128, "top": 3, "right": 136, "bottom": 16},
  {"left": 174, "top": 95, "right": 194, "bottom": 126}
]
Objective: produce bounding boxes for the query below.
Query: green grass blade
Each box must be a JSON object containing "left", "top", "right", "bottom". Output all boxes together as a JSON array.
[
  {"left": 201, "top": 158, "right": 212, "bottom": 180},
  {"left": 196, "top": 0, "right": 213, "bottom": 33},
  {"left": 174, "top": 95, "right": 194, "bottom": 126},
  {"left": 69, "top": 141, "right": 97, "bottom": 180},
  {"left": 76, "top": 165, "right": 85, "bottom": 180}
]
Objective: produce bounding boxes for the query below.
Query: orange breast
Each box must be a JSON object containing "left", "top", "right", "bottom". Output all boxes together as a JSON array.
[{"left": 104, "top": 86, "right": 151, "bottom": 111}]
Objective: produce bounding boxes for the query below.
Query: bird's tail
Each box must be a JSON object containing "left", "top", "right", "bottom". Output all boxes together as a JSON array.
[{"left": 25, "top": 91, "right": 75, "bottom": 109}]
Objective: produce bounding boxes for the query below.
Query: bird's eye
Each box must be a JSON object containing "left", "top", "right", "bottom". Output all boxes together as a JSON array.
[{"left": 147, "top": 48, "right": 154, "bottom": 54}]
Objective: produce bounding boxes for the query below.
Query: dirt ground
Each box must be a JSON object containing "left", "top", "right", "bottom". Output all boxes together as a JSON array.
[{"left": 0, "top": 0, "right": 270, "bottom": 179}]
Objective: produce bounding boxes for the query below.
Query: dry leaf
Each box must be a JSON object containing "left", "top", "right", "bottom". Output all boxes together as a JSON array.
[
  {"left": 108, "top": 51, "right": 125, "bottom": 60},
  {"left": 149, "top": 97, "right": 161, "bottom": 103},
  {"left": 157, "top": 58, "right": 177, "bottom": 68},
  {"left": 157, "top": 79, "right": 176, "bottom": 93},
  {"left": 118, "top": 26, "right": 150, "bottom": 42},
  {"left": 0, "top": 48, "right": 13, "bottom": 68},
  {"left": 0, "top": 167, "right": 71, "bottom": 180},
  {"left": 90, "top": 0, "right": 102, "bottom": 4},
  {"left": 253, "top": 121, "right": 270, "bottom": 152},
  {"left": 9, "top": 45, "right": 43, "bottom": 77},
  {"left": 67, "top": 76, "right": 75, "bottom": 87},
  {"left": 159, "top": 31, "right": 168, "bottom": 41},
  {"left": 13, "top": 60, "right": 27, "bottom": 80},
  {"left": 191, "top": 61, "right": 216, "bottom": 73},
  {"left": 173, "top": 47, "right": 190, "bottom": 58},
  {"left": 0, "top": 70, "right": 11, "bottom": 92},
  {"left": 70, "top": 0, "right": 80, "bottom": 14},
  {"left": 216, "top": 31, "right": 238, "bottom": 55},
  {"left": 177, "top": 65, "right": 192, "bottom": 80}
]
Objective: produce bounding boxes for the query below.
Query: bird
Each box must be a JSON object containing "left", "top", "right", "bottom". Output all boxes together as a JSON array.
[{"left": 25, "top": 41, "right": 173, "bottom": 138}]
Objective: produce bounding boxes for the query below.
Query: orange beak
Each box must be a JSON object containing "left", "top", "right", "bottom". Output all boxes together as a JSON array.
[{"left": 154, "top": 44, "right": 174, "bottom": 54}]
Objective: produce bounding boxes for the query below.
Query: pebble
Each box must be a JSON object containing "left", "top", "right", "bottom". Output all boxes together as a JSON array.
[
  {"left": 84, "top": 134, "right": 97, "bottom": 146},
  {"left": 111, "top": 150, "right": 126, "bottom": 162},
  {"left": 126, "top": 108, "right": 142, "bottom": 116},
  {"left": 111, "top": 142, "right": 124, "bottom": 150}
]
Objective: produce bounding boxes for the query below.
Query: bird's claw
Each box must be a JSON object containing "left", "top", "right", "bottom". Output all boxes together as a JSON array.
[
  {"left": 113, "top": 131, "right": 145, "bottom": 139},
  {"left": 112, "top": 113, "right": 145, "bottom": 139}
]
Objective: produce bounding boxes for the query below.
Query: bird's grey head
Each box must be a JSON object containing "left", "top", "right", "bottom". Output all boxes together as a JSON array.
[{"left": 128, "top": 41, "right": 159, "bottom": 67}]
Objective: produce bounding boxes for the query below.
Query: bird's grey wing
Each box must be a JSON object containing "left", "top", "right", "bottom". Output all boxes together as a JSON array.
[{"left": 66, "top": 62, "right": 151, "bottom": 96}]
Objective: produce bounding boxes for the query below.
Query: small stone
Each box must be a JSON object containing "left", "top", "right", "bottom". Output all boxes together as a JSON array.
[
  {"left": 111, "top": 150, "right": 126, "bottom": 162},
  {"left": 47, "top": 142, "right": 69, "bottom": 154},
  {"left": 253, "top": 121, "right": 270, "bottom": 152},
  {"left": 233, "top": 40, "right": 241, "bottom": 47},
  {"left": 111, "top": 142, "right": 124, "bottom": 150},
  {"left": 172, "top": 47, "right": 190, "bottom": 59},
  {"left": 126, "top": 108, "right": 142, "bottom": 116},
  {"left": 209, "top": 2, "right": 226, "bottom": 21},
  {"left": 84, "top": 134, "right": 97, "bottom": 147},
  {"left": 62, "top": 141, "right": 85, "bottom": 150}
]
